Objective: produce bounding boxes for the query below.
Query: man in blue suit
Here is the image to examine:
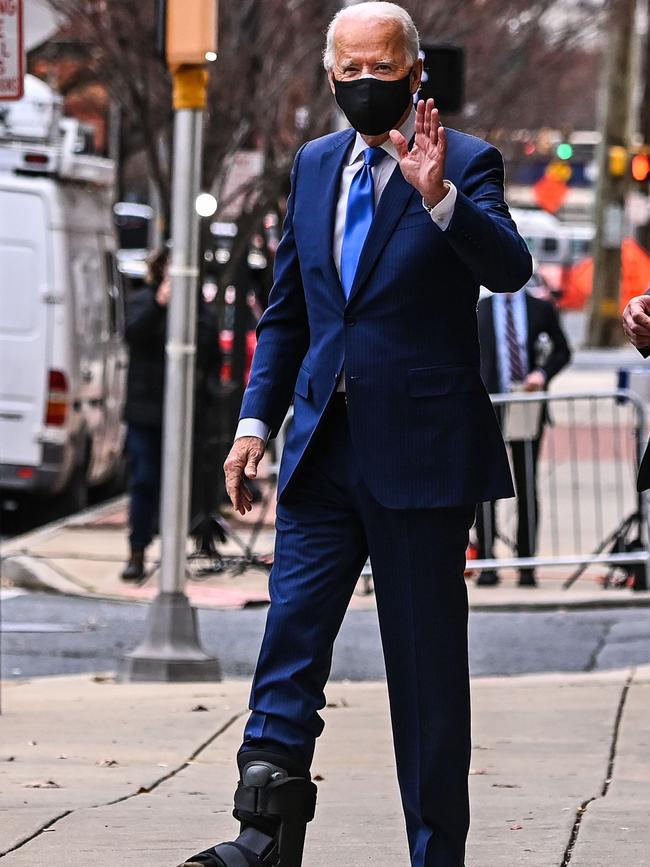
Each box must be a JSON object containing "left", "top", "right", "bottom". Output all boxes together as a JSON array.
[{"left": 180, "top": 4, "right": 532, "bottom": 867}]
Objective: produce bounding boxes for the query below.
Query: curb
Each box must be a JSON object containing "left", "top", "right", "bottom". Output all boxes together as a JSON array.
[
  {"left": 2, "top": 495, "right": 127, "bottom": 556},
  {"left": 5, "top": 551, "right": 650, "bottom": 612},
  {"left": 2, "top": 554, "right": 87, "bottom": 596},
  {"left": 469, "top": 595, "right": 650, "bottom": 612}
]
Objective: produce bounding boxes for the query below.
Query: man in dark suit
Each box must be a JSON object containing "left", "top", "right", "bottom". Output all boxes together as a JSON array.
[
  {"left": 623, "top": 290, "right": 650, "bottom": 489},
  {"left": 180, "top": 4, "right": 531, "bottom": 867},
  {"left": 476, "top": 290, "right": 571, "bottom": 586}
]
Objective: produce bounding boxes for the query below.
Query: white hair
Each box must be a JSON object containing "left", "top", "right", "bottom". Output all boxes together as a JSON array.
[{"left": 323, "top": 2, "right": 420, "bottom": 71}]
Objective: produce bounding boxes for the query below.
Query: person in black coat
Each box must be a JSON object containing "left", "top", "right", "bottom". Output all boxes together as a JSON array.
[
  {"left": 121, "top": 249, "right": 221, "bottom": 581},
  {"left": 476, "top": 289, "right": 571, "bottom": 586}
]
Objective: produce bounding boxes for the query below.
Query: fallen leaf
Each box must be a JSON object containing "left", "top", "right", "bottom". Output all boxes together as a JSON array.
[
  {"left": 510, "top": 824, "right": 523, "bottom": 831},
  {"left": 313, "top": 774, "right": 325, "bottom": 782},
  {"left": 325, "top": 698, "right": 348, "bottom": 709},
  {"left": 91, "top": 675, "right": 116, "bottom": 684},
  {"left": 492, "top": 783, "right": 520, "bottom": 789},
  {"left": 2, "top": 756, "right": 15, "bottom": 762},
  {"left": 191, "top": 704, "right": 209, "bottom": 712},
  {"left": 469, "top": 768, "right": 488, "bottom": 775},
  {"left": 28, "top": 741, "right": 37, "bottom": 747},
  {"left": 58, "top": 755, "right": 67, "bottom": 760},
  {"left": 24, "top": 780, "right": 61, "bottom": 789},
  {"left": 97, "top": 759, "right": 119, "bottom": 768}
]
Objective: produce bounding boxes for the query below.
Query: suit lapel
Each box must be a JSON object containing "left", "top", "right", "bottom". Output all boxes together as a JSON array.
[
  {"left": 316, "top": 130, "right": 355, "bottom": 303},
  {"left": 346, "top": 164, "right": 416, "bottom": 305}
]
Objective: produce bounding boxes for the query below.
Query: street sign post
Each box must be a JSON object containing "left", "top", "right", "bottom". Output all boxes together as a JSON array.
[{"left": 0, "top": 0, "right": 24, "bottom": 101}]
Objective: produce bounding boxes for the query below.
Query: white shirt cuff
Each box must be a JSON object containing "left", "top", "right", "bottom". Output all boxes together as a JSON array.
[
  {"left": 423, "top": 181, "right": 457, "bottom": 231},
  {"left": 235, "top": 418, "right": 270, "bottom": 442}
]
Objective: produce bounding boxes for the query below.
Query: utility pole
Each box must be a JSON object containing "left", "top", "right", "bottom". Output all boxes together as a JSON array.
[
  {"left": 637, "top": 0, "right": 650, "bottom": 251},
  {"left": 123, "top": 0, "right": 221, "bottom": 682},
  {"left": 587, "top": 0, "right": 637, "bottom": 347}
]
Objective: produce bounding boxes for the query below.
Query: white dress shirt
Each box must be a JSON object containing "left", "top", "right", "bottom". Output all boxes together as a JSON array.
[{"left": 236, "top": 108, "right": 458, "bottom": 443}]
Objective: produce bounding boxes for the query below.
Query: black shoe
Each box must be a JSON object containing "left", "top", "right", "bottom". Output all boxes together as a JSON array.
[
  {"left": 178, "top": 828, "right": 277, "bottom": 866},
  {"left": 176, "top": 851, "right": 223, "bottom": 866},
  {"left": 476, "top": 569, "right": 500, "bottom": 586},
  {"left": 121, "top": 548, "right": 145, "bottom": 582},
  {"left": 518, "top": 569, "right": 537, "bottom": 587}
]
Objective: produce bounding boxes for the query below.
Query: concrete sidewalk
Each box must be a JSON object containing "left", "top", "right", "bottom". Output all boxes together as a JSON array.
[
  {"left": 1, "top": 667, "right": 648, "bottom": 866},
  {"left": 3, "top": 494, "right": 650, "bottom": 613}
]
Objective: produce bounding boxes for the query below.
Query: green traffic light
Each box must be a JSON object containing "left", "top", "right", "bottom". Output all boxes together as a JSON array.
[{"left": 556, "top": 142, "right": 573, "bottom": 160}]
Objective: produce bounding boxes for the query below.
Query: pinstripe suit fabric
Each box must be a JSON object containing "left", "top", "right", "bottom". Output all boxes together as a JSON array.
[{"left": 237, "top": 127, "right": 532, "bottom": 867}]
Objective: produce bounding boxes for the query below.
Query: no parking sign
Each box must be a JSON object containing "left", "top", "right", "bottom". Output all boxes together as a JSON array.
[{"left": 0, "top": 0, "right": 24, "bottom": 101}]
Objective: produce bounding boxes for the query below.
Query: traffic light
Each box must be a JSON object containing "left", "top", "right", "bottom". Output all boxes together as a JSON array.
[
  {"left": 632, "top": 152, "right": 650, "bottom": 183},
  {"left": 556, "top": 142, "right": 573, "bottom": 161},
  {"left": 546, "top": 160, "right": 572, "bottom": 183},
  {"left": 418, "top": 44, "right": 465, "bottom": 113},
  {"left": 156, "top": 0, "right": 218, "bottom": 67},
  {"left": 608, "top": 146, "right": 628, "bottom": 177}
]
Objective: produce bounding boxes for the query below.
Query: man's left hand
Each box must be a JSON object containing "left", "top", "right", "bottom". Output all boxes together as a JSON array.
[
  {"left": 623, "top": 294, "right": 650, "bottom": 349},
  {"left": 389, "top": 98, "right": 448, "bottom": 206},
  {"left": 522, "top": 370, "right": 546, "bottom": 392}
]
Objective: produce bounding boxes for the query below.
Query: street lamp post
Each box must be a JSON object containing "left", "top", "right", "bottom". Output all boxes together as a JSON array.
[{"left": 122, "top": 3, "right": 221, "bottom": 682}]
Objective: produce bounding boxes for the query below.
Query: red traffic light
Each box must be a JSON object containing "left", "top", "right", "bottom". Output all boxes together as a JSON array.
[{"left": 632, "top": 153, "right": 650, "bottom": 182}]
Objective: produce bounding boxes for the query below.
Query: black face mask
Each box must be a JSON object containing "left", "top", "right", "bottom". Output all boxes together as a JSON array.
[{"left": 333, "top": 71, "right": 413, "bottom": 136}]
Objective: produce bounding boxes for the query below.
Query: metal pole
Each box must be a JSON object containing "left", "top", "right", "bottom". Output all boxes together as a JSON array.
[
  {"left": 160, "top": 108, "right": 202, "bottom": 593},
  {"left": 122, "top": 70, "right": 220, "bottom": 682}
]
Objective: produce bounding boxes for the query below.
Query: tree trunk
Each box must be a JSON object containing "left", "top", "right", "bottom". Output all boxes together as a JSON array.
[{"left": 587, "top": 0, "right": 636, "bottom": 347}]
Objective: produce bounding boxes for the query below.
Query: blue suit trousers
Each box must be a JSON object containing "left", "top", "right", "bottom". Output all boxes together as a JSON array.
[{"left": 240, "top": 398, "right": 474, "bottom": 867}]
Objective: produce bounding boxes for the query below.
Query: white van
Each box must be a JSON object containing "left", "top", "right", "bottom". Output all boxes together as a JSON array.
[
  {"left": 510, "top": 207, "right": 594, "bottom": 266},
  {"left": 0, "top": 76, "right": 126, "bottom": 510}
]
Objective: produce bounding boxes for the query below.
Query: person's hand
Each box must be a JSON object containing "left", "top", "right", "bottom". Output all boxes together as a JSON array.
[
  {"left": 155, "top": 277, "right": 171, "bottom": 307},
  {"left": 223, "top": 436, "right": 266, "bottom": 515},
  {"left": 623, "top": 294, "right": 650, "bottom": 349},
  {"left": 389, "top": 98, "right": 448, "bottom": 207},
  {"left": 522, "top": 370, "right": 546, "bottom": 392}
]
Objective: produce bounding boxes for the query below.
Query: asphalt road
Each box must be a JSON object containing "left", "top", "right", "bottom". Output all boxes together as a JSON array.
[{"left": 2, "top": 591, "right": 650, "bottom": 680}]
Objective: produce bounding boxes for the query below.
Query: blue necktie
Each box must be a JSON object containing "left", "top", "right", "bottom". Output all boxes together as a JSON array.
[{"left": 340, "top": 147, "right": 384, "bottom": 298}]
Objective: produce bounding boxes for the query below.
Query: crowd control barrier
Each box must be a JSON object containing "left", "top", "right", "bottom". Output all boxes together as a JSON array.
[
  {"left": 268, "top": 389, "right": 650, "bottom": 591},
  {"left": 473, "top": 389, "right": 650, "bottom": 590}
]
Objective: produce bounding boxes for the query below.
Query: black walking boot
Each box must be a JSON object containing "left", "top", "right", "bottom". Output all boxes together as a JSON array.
[
  {"left": 178, "top": 753, "right": 317, "bottom": 867},
  {"left": 120, "top": 548, "right": 145, "bottom": 582}
]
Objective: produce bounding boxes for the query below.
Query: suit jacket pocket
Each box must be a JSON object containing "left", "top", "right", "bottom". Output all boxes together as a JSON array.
[
  {"left": 394, "top": 211, "right": 435, "bottom": 231},
  {"left": 294, "top": 364, "right": 311, "bottom": 399},
  {"left": 408, "top": 365, "right": 482, "bottom": 398}
]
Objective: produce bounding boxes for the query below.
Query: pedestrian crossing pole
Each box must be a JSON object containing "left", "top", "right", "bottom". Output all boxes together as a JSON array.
[{"left": 122, "top": 0, "right": 221, "bottom": 681}]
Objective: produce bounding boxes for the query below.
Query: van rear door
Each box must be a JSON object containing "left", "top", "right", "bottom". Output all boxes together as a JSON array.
[{"left": 0, "top": 187, "right": 51, "bottom": 468}]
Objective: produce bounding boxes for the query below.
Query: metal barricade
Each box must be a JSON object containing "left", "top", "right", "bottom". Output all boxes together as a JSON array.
[
  {"left": 473, "top": 389, "right": 650, "bottom": 589},
  {"left": 266, "top": 390, "right": 650, "bottom": 591}
]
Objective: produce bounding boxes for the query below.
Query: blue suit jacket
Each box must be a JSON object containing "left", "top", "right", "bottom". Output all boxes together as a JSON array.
[{"left": 240, "top": 127, "right": 533, "bottom": 508}]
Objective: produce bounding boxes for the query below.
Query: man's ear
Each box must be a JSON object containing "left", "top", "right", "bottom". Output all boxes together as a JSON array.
[
  {"left": 327, "top": 70, "right": 336, "bottom": 95},
  {"left": 410, "top": 58, "right": 423, "bottom": 94}
]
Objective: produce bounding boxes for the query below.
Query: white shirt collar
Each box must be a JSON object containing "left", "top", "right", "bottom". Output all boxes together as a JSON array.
[{"left": 348, "top": 106, "right": 416, "bottom": 165}]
